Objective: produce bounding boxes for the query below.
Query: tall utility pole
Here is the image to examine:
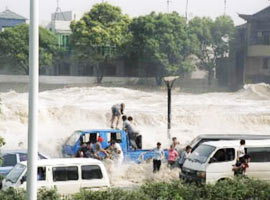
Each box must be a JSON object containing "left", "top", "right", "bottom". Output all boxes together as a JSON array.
[
  {"left": 185, "top": 0, "right": 189, "bottom": 20},
  {"left": 27, "top": 0, "right": 39, "bottom": 199},
  {"left": 167, "top": 0, "right": 171, "bottom": 13}
]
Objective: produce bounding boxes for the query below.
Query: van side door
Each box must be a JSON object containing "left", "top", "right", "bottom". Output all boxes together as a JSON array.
[
  {"left": 52, "top": 166, "right": 80, "bottom": 194},
  {"left": 206, "top": 148, "right": 235, "bottom": 183},
  {"left": 245, "top": 147, "right": 270, "bottom": 180}
]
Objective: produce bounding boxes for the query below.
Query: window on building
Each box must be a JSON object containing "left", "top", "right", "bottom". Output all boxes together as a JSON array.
[
  {"left": 211, "top": 148, "right": 235, "bottom": 163},
  {"left": 81, "top": 165, "right": 103, "bottom": 180},
  {"left": 53, "top": 166, "right": 78, "bottom": 181},
  {"left": 264, "top": 35, "right": 270, "bottom": 45},
  {"left": 263, "top": 58, "right": 269, "bottom": 69},
  {"left": 246, "top": 147, "right": 270, "bottom": 162}
]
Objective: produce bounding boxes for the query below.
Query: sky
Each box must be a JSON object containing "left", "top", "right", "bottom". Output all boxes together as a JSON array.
[{"left": 1, "top": 0, "right": 270, "bottom": 25}]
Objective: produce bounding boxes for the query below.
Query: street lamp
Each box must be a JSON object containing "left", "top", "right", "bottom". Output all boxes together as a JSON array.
[{"left": 164, "top": 76, "right": 179, "bottom": 140}]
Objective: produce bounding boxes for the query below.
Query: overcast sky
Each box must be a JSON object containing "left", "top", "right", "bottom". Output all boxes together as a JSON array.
[{"left": 1, "top": 0, "right": 270, "bottom": 25}]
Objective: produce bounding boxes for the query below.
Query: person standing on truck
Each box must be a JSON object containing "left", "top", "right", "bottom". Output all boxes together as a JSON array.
[
  {"left": 111, "top": 103, "right": 125, "bottom": 129},
  {"left": 124, "top": 116, "right": 140, "bottom": 149},
  {"left": 152, "top": 142, "right": 164, "bottom": 173}
]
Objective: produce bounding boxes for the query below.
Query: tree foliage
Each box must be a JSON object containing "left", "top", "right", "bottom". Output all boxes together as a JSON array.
[
  {"left": 189, "top": 15, "right": 235, "bottom": 85},
  {"left": 129, "top": 12, "right": 196, "bottom": 85},
  {"left": 0, "top": 24, "right": 57, "bottom": 75},
  {"left": 70, "top": 3, "right": 130, "bottom": 83}
]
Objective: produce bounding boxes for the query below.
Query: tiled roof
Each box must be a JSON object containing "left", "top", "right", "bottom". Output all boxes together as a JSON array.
[{"left": 0, "top": 9, "right": 26, "bottom": 20}]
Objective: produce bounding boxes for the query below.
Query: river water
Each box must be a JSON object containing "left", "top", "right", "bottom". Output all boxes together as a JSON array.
[{"left": 0, "top": 83, "right": 270, "bottom": 186}]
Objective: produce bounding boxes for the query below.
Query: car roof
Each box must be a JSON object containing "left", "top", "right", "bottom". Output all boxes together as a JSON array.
[
  {"left": 203, "top": 139, "right": 270, "bottom": 148},
  {"left": 76, "top": 129, "right": 123, "bottom": 133},
  {"left": 1, "top": 150, "right": 48, "bottom": 158},
  {"left": 194, "top": 134, "right": 270, "bottom": 140},
  {"left": 19, "top": 158, "right": 103, "bottom": 166}
]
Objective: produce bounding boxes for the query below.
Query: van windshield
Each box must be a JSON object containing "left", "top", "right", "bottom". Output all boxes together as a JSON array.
[
  {"left": 189, "top": 144, "right": 216, "bottom": 163},
  {"left": 5, "top": 164, "right": 26, "bottom": 184},
  {"left": 65, "top": 131, "right": 81, "bottom": 146}
]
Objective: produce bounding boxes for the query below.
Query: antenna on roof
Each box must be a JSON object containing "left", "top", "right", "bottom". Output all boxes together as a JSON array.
[
  {"left": 185, "top": 0, "right": 189, "bottom": 21},
  {"left": 224, "top": 0, "right": 227, "bottom": 16},
  {"left": 167, "top": 0, "right": 172, "bottom": 13},
  {"left": 53, "top": 0, "right": 66, "bottom": 21}
]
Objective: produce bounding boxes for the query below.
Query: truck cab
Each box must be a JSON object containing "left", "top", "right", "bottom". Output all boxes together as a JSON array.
[{"left": 62, "top": 129, "right": 167, "bottom": 163}]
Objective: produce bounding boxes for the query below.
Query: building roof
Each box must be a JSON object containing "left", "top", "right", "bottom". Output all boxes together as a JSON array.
[
  {"left": 0, "top": 9, "right": 26, "bottom": 20},
  {"left": 239, "top": 6, "right": 270, "bottom": 21}
]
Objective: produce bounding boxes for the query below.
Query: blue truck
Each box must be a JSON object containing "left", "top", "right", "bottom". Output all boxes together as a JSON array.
[{"left": 62, "top": 129, "right": 168, "bottom": 163}]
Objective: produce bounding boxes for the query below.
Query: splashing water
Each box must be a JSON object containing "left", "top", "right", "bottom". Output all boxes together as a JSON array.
[{"left": 1, "top": 84, "right": 270, "bottom": 186}]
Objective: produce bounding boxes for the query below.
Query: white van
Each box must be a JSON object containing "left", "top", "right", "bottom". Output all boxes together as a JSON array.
[
  {"left": 2, "top": 158, "right": 110, "bottom": 194},
  {"left": 180, "top": 140, "right": 270, "bottom": 184}
]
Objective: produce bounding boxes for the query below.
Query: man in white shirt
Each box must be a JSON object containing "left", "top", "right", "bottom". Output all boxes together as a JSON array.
[
  {"left": 237, "top": 139, "right": 246, "bottom": 164},
  {"left": 110, "top": 140, "right": 124, "bottom": 165}
]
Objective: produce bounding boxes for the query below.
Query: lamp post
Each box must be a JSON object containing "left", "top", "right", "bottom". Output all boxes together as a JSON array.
[
  {"left": 27, "top": 0, "right": 39, "bottom": 199},
  {"left": 164, "top": 76, "right": 179, "bottom": 140}
]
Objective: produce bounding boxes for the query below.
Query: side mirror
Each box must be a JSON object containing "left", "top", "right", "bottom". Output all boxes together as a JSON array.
[
  {"left": 20, "top": 176, "right": 26, "bottom": 184},
  {"left": 209, "top": 157, "right": 216, "bottom": 164}
]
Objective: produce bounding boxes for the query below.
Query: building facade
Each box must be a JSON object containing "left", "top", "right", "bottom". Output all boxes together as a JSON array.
[
  {"left": 0, "top": 9, "right": 26, "bottom": 32},
  {"left": 236, "top": 6, "right": 270, "bottom": 85}
]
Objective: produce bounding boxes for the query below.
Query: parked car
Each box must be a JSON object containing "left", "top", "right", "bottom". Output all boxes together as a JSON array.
[
  {"left": 62, "top": 129, "right": 168, "bottom": 163},
  {"left": 180, "top": 139, "right": 270, "bottom": 184},
  {"left": 2, "top": 158, "right": 110, "bottom": 194},
  {"left": 188, "top": 134, "right": 270, "bottom": 152},
  {"left": 0, "top": 150, "right": 48, "bottom": 177}
]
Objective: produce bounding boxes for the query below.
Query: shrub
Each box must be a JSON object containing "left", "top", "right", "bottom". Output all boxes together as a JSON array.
[{"left": 1, "top": 178, "right": 270, "bottom": 200}]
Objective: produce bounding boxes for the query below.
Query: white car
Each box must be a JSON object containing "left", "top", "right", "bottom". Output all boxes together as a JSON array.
[
  {"left": 2, "top": 158, "right": 110, "bottom": 194},
  {"left": 180, "top": 139, "right": 270, "bottom": 184},
  {"left": 0, "top": 150, "right": 48, "bottom": 177}
]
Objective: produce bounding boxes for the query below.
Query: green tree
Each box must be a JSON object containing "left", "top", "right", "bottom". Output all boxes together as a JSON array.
[
  {"left": 0, "top": 24, "right": 57, "bottom": 75},
  {"left": 70, "top": 3, "right": 130, "bottom": 83},
  {"left": 128, "top": 12, "right": 195, "bottom": 85},
  {"left": 189, "top": 16, "right": 234, "bottom": 85}
]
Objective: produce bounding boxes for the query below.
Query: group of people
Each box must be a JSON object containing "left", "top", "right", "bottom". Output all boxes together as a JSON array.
[
  {"left": 151, "top": 137, "right": 192, "bottom": 173},
  {"left": 233, "top": 139, "right": 251, "bottom": 176},
  {"left": 76, "top": 137, "right": 124, "bottom": 165},
  {"left": 111, "top": 103, "right": 142, "bottom": 149}
]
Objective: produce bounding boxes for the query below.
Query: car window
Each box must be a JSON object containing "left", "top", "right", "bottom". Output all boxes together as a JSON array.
[
  {"left": 107, "top": 132, "right": 122, "bottom": 143},
  {"left": 211, "top": 148, "right": 235, "bottom": 163},
  {"left": 53, "top": 166, "right": 78, "bottom": 182},
  {"left": 19, "top": 153, "right": 27, "bottom": 162},
  {"left": 2, "top": 154, "right": 17, "bottom": 167},
  {"left": 66, "top": 131, "right": 81, "bottom": 146},
  {"left": 81, "top": 165, "right": 103, "bottom": 180},
  {"left": 189, "top": 144, "right": 216, "bottom": 163},
  {"left": 5, "top": 164, "right": 26, "bottom": 184},
  {"left": 38, "top": 167, "right": 46, "bottom": 181},
  {"left": 246, "top": 147, "right": 270, "bottom": 162}
]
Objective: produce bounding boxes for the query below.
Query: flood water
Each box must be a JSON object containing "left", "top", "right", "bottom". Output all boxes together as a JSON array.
[{"left": 1, "top": 83, "right": 270, "bottom": 186}]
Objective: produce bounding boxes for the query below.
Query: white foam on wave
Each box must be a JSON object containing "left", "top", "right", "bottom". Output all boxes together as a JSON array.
[{"left": 1, "top": 84, "right": 270, "bottom": 186}]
